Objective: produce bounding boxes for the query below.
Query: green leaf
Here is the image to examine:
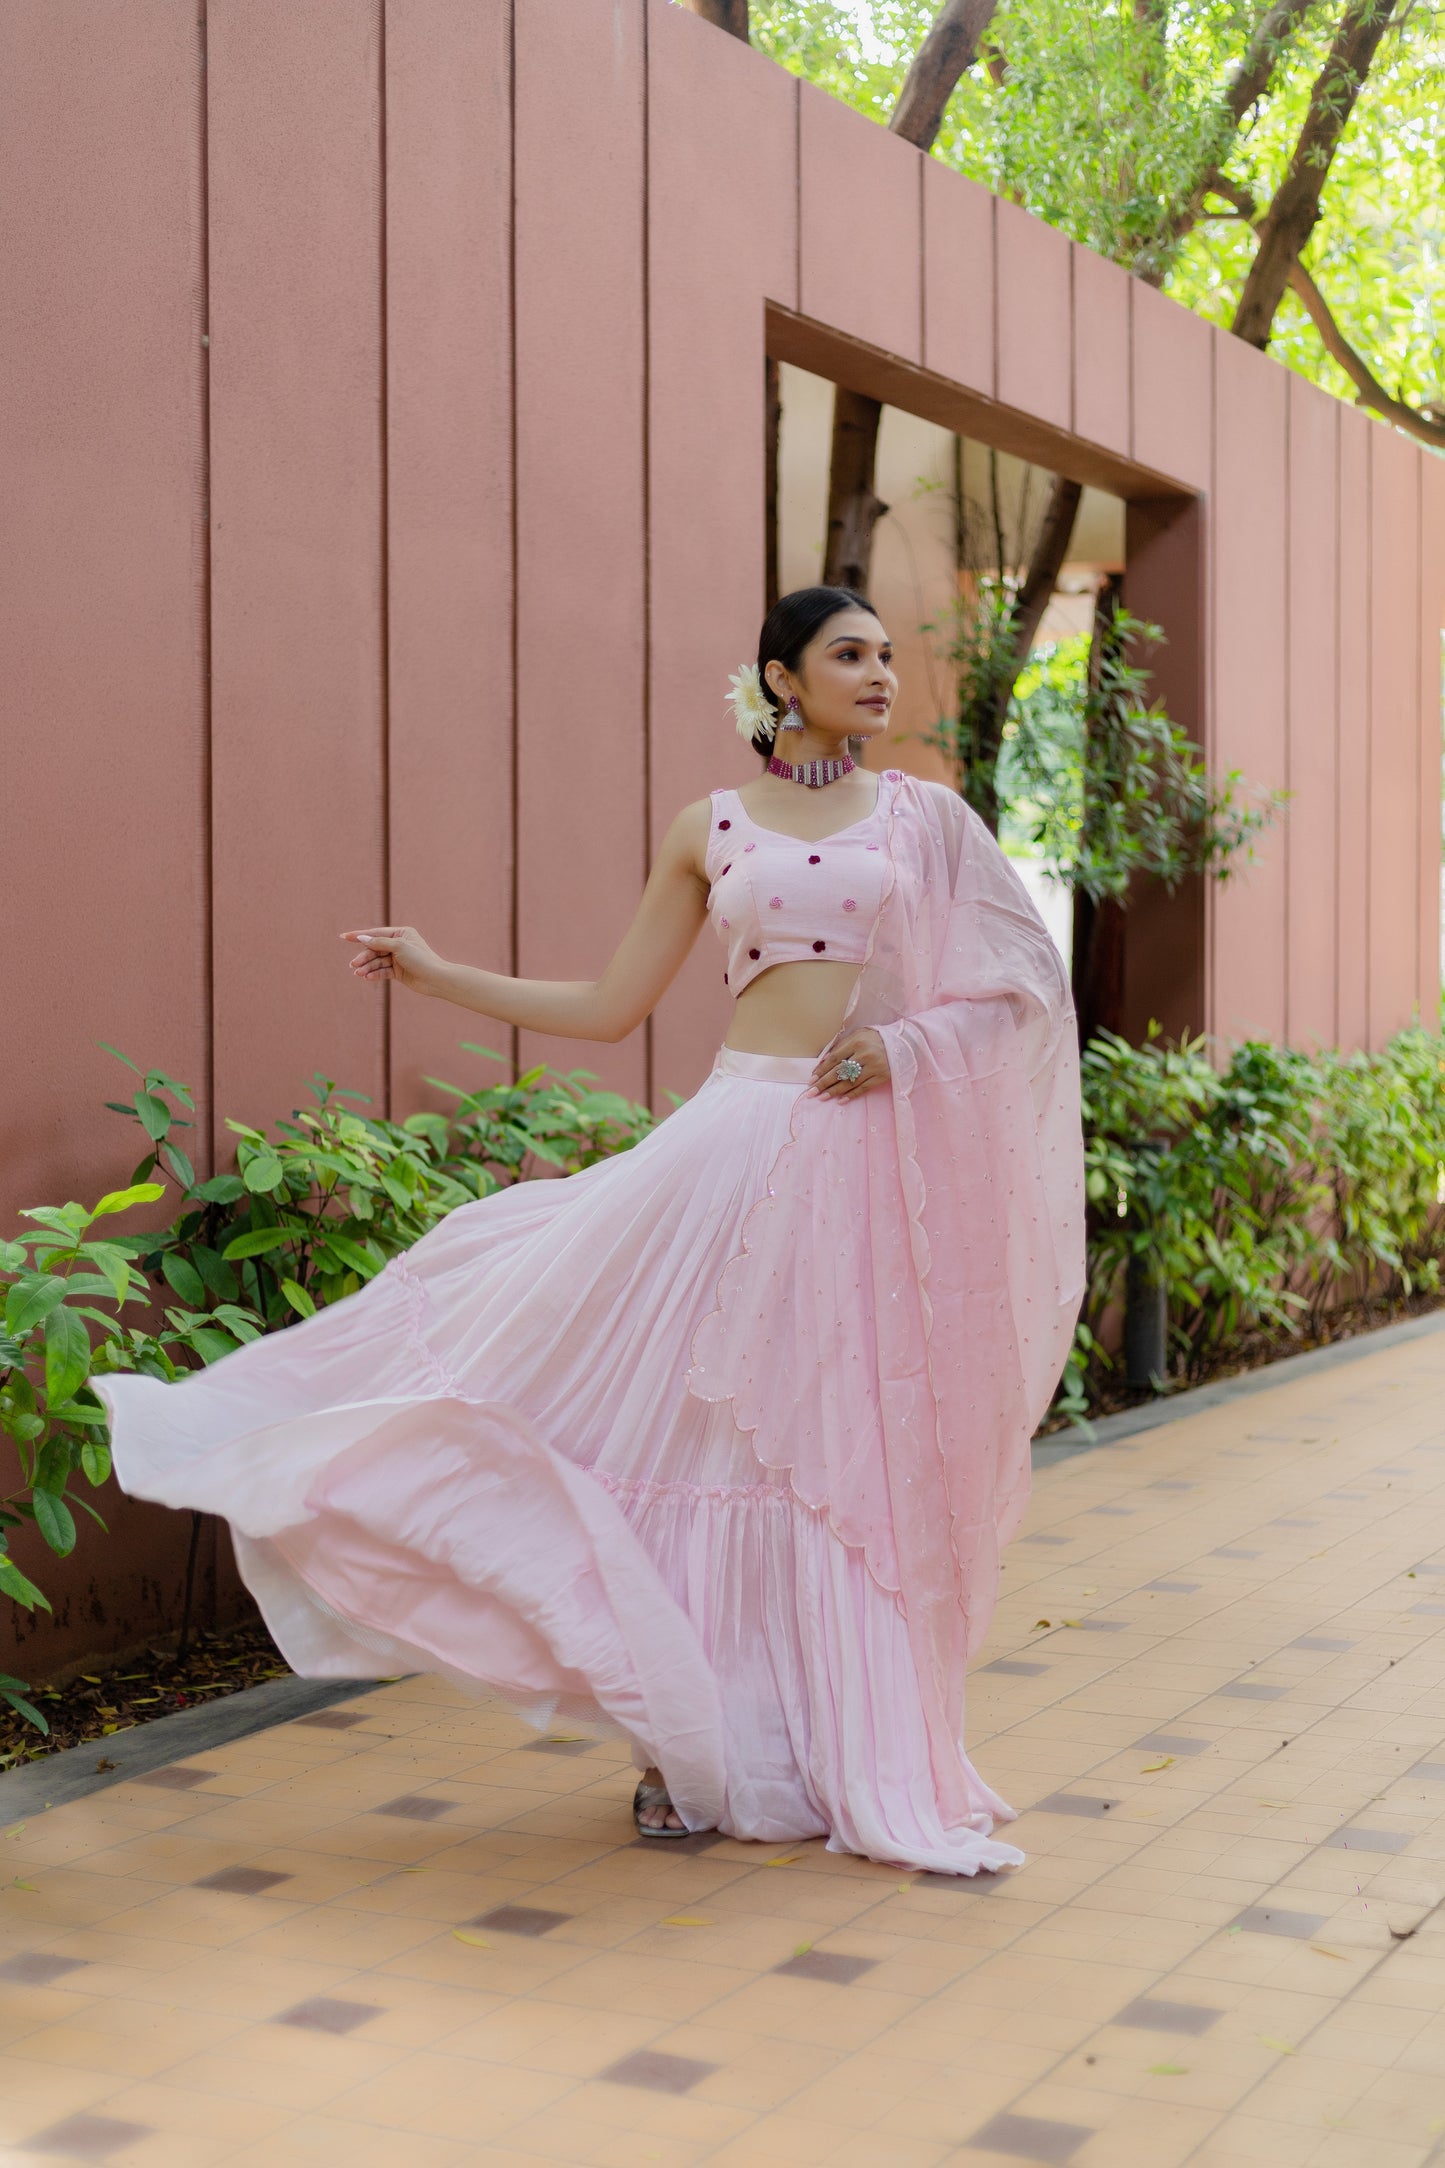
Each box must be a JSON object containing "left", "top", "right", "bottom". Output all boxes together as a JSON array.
[
  {"left": 162, "top": 1143, "right": 196, "bottom": 1190},
  {"left": 43, "top": 1305, "right": 90, "bottom": 1407},
  {"left": 0, "top": 1558, "right": 51, "bottom": 1611},
  {"left": 134, "top": 1092, "right": 173, "bottom": 1143},
  {"left": 49, "top": 1402, "right": 108, "bottom": 1429},
  {"left": 5, "top": 1276, "right": 70, "bottom": 1338},
  {"left": 195, "top": 1174, "right": 247, "bottom": 1205},
  {"left": 80, "top": 1438, "right": 112, "bottom": 1486},
  {"left": 18, "top": 1203, "right": 91, "bottom": 1238},
  {"left": 92, "top": 1183, "right": 166, "bottom": 1218},
  {"left": 221, "top": 1227, "right": 295, "bottom": 1262},
  {"left": 316, "top": 1233, "right": 381, "bottom": 1281},
  {"left": 242, "top": 1154, "right": 285, "bottom": 1194},
  {"left": 160, "top": 1251, "right": 207, "bottom": 1307},
  {"left": 77, "top": 1244, "right": 134, "bottom": 1305},
  {"left": 0, "top": 1687, "right": 48, "bottom": 1734},
  {"left": 30, "top": 1491, "right": 76, "bottom": 1557},
  {"left": 208, "top": 1304, "right": 262, "bottom": 1343},
  {"left": 0, "top": 1240, "right": 25, "bottom": 1272},
  {"left": 185, "top": 1326, "right": 239, "bottom": 1365},
  {"left": 98, "top": 1041, "right": 141, "bottom": 1073},
  {"left": 280, "top": 1278, "right": 316, "bottom": 1320},
  {"left": 189, "top": 1244, "right": 238, "bottom": 1301}
]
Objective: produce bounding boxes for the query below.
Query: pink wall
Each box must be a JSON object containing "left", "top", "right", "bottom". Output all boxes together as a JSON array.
[{"left": 3, "top": 0, "right": 1443, "bottom": 1669}]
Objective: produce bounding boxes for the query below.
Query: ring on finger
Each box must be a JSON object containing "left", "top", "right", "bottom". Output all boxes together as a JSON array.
[{"left": 834, "top": 1056, "right": 863, "bottom": 1084}]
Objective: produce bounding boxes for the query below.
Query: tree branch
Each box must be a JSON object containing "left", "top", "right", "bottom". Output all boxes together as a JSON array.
[
  {"left": 1231, "top": 0, "right": 1400, "bottom": 347},
  {"left": 1146, "top": 0, "right": 1319, "bottom": 277},
  {"left": 1206, "top": 172, "right": 1445, "bottom": 448},
  {"left": 889, "top": 0, "right": 999, "bottom": 152},
  {"left": 1287, "top": 261, "right": 1445, "bottom": 447}
]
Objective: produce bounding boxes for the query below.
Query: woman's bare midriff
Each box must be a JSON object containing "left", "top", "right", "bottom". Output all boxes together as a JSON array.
[{"left": 722, "top": 958, "right": 861, "bottom": 1058}]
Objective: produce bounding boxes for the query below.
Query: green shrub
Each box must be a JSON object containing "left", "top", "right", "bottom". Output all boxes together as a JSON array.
[
  {"left": 1075, "top": 1022, "right": 1445, "bottom": 1408},
  {"left": 0, "top": 1046, "right": 657, "bottom": 1730}
]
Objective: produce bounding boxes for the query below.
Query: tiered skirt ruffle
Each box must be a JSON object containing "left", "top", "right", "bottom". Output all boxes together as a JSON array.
[{"left": 94, "top": 1049, "right": 1023, "bottom": 1874}]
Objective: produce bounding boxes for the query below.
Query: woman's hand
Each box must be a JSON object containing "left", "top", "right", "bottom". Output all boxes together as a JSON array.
[
  {"left": 809, "top": 1027, "right": 890, "bottom": 1102},
  {"left": 340, "top": 924, "right": 445, "bottom": 996}
]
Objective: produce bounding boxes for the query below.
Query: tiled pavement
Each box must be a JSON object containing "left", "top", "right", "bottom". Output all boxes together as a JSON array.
[{"left": 6, "top": 1330, "right": 1445, "bottom": 2164}]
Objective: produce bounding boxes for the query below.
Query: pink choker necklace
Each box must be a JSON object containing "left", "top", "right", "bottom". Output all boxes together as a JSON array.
[{"left": 767, "top": 752, "right": 856, "bottom": 789}]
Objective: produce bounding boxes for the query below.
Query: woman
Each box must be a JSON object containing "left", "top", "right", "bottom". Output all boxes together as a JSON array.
[{"left": 95, "top": 587, "right": 1083, "bottom": 1875}]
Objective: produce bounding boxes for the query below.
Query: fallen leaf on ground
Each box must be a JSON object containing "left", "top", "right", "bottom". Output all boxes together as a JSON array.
[
  {"left": 94, "top": 1758, "right": 115, "bottom": 1774},
  {"left": 792, "top": 1942, "right": 813, "bottom": 1956},
  {"left": 1033, "top": 1620, "right": 1052, "bottom": 1630},
  {"left": 10, "top": 1880, "right": 37, "bottom": 1891},
  {"left": 765, "top": 1855, "right": 801, "bottom": 1867},
  {"left": 1141, "top": 1758, "right": 1175, "bottom": 1772},
  {"left": 1148, "top": 2062, "right": 1187, "bottom": 2076},
  {"left": 1261, "top": 2036, "right": 1297, "bottom": 2054},
  {"left": 1079, "top": 1586, "right": 1099, "bottom": 1595},
  {"left": 451, "top": 1930, "right": 490, "bottom": 1947},
  {"left": 1310, "top": 1945, "right": 1346, "bottom": 1960},
  {"left": 661, "top": 1915, "right": 714, "bottom": 1928},
  {"left": 1061, "top": 1619, "right": 1083, "bottom": 1628}
]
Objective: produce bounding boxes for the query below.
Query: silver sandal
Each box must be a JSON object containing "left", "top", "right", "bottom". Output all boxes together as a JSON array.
[{"left": 633, "top": 1778, "right": 689, "bottom": 1838}]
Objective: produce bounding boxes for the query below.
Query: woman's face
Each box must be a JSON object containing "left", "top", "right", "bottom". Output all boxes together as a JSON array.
[{"left": 766, "top": 609, "right": 897, "bottom": 743}]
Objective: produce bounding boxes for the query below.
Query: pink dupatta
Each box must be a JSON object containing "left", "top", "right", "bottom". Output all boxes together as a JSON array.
[{"left": 688, "top": 774, "right": 1085, "bottom": 1826}]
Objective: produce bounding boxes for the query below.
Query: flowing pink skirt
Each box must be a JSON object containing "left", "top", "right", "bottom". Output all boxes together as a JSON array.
[{"left": 93, "top": 1048, "right": 1023, "bottom": 1875}]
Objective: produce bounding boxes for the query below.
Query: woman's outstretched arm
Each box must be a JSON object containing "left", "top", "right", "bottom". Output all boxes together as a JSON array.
[{"left": 340, "top": 800, "right": 712, "bottom": 1044}]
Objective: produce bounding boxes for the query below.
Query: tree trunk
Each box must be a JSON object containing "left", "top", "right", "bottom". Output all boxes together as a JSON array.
[
  {"left": 1071, "top": 573, "right": 1128, "bottom": 1043},
  {"left": 958, "top": 473, "right": 1083, "bottom": 833},
  {"left": 764, "top": 353, "right": 781, "bottom": 609},
  {"left": 822, "top": 388, "right": 889, "bottom": 592},
  {"left": 891, "top": 0, "right": 999, "bottom": 152},
  {"left": 1071, "top": 890, "right": 1127, "bottom": 1047},
  {"left": 1231, "top": 0, "right": 1398, "bottom": 347},
  {"left": 819, "top": 0, "right": 999, "bottom": 597},
  {"left": 678, "top": 0, "right": 749, "bottom": 36}
]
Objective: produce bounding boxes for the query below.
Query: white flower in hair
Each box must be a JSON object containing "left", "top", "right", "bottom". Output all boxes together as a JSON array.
[{"left": 727, "top": 663, "right": 776, "bottom": 745}]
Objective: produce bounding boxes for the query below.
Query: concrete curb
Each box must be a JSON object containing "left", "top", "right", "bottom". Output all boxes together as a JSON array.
[
  {"left": 0, "top": 1673, "right": 382, "bottom": 1819},
  {"left": 1032, "top": 1304, "right": 1445, "bottom": 1468}
]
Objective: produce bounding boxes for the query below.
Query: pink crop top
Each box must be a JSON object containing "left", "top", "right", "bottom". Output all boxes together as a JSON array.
[{"left": 706, "top": 772, "right": 901, "bottom": 997}]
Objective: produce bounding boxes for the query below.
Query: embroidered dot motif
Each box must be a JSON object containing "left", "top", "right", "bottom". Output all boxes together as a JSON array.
[
  {"left": 744, "top": 842, "right": 756, "bottom": 852},
  {"left": 843, "top": 898, "right": 856, "bottom": 911},
  {"left": 722, "top": 864, "right": 731, "bottom": 875},
  {"left": 749, "top": 948, "right": 761, "bottom": 960},
  {"left": 769, "top": 897, "right": 783, "bottom": 910},
  {"left": 718, "top": 819, "right": 731, "bottom": 830},
  {"left": 808, "top": 854, "right": 821, "bottom": 864},
  {"left": 813, "top": 940, "right": 826, "bottom": 952}
]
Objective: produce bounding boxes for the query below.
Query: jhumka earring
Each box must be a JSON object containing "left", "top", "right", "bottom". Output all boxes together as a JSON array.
[{"left": 780, "top": 695, "right": 805, "bottom": 732}]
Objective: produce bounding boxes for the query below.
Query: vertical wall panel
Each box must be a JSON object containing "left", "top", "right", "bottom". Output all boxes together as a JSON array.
[
  {"left": 1284, "top": 377, "right": 1339, "bottom": 1047},
  {"left": 1123, "top": 499, "right": 1207, "bottom": 1043},
  {"left": 995, "top": 200, "right": 1070, "bottom": 431},
  {"left": 1420, "top": 457, "right": 1445, "bottom": 1024},
  {"left": 799, "top": 84, "right": 922, "bottom": 365},
  {"left": 647, "top": 2, "right": 797, "bottom": 1101},
  {"left": 513, "top": 0, "right": 647, "bottom": 1094},
  {"left": 0, "top": 0, "right": 208, "bottom": 1225},
  {"left": 1072, "top": 246, "right": 1130, "bottom": 459},
  {"left": 385, "top": 0, "right": 515, "bottom": 1107},
  {"left": 1132, "top": 283, "right": 1211, "bottom": 492},
  {"left": 1368, "top": 428, "right": 1423, "bottom": 1045},
  {"left": 921, "top": 160, "right": 994, "bottom": 399},
  {"left": 208, "top": 0, "right": 386, "bottom": 1141},
  {"left": 1335, "top": 408, "right": 1370, "bottom": 1050},
  {"left": 0, "top": 0, "right": 222, "bottom": 1677},
  {"left": 1211, "top": 335, "right": 1288, "bottom": 1044}
]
